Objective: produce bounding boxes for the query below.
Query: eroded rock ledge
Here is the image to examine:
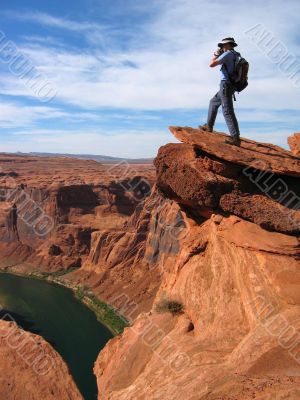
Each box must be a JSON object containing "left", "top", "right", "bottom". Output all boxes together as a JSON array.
[
  {"left": 170, "top": 126, "right": 300, "bottom": 176},
  {"left": 155, "top": 127, "right": 300, "bottom": 235}
]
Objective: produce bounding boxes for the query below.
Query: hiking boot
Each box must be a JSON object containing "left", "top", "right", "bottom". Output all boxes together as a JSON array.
[
  {"left": 198, "top": 123, "right": 213, "bottom": 132},
  {"left": 225, "top": 136, "right": 241, "bottom": 146}
]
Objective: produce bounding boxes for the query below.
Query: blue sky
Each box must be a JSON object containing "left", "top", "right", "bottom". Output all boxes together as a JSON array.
[{"left": 0, "top": 0, "right": 300, "bottom": 157}]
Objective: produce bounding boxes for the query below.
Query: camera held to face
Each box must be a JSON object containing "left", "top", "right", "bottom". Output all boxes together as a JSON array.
[{"left": 214, "top": 48, "right": 224, "bottom": 57}]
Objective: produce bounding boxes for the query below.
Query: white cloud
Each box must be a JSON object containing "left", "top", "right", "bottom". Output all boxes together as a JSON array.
[
  {"left": 4, "top": 10, "right": 105, "bottom": 33},
  {"left": 2, "top": 0, "right": 299, "bottom": 111},
  {"left": 0, "top": 101, "right": 70, "bottom": 127},
  {"left": 0, "top": 100, "right": 104, "bottom": 128}
]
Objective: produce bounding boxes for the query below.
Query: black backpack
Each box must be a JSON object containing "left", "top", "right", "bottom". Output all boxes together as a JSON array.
[{"left": 223, "top": 50, "right": 249, "bottom": 92}]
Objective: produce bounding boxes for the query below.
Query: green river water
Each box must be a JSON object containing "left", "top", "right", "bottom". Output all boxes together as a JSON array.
[{"left": 0, "top": 273, "right": 112, "bottom": 400}]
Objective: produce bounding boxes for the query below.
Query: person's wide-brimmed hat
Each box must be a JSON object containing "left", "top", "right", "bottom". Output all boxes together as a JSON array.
[{"left": 218, "top": 37, "right": 238, "bottom": 48}]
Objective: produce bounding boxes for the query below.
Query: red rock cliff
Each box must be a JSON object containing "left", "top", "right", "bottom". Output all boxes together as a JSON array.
[
  {"left": 0, "top": 320, "right": 83, "bottom": 399},
  {"left": 95, "top": 128, "right": 300, "bottom": 400}
]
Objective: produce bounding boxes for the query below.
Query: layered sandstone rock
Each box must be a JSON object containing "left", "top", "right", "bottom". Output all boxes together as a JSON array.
[
  {"left": 288, "top": 133, "right": 300, "bottom": 157},
  {"left": 96, "top": 128, "right": 300, "bottom": 400},
  {"left": 170, "top": 126, "right": 300, "bottom": 177},
  {"left": 65, "top": 189, "right": 183, "bottom": 317},
  {"left": 0, "top": 155, "right": 155, "bottom": 273},
  {"left": 155, "top": 129, "right": 300, "bottom": 234},
  {"left": 0, "top": 320, "right": 82, "bottom": 399},
  {"left": 95, "top": 213, "right": 300, "bottom": 400}
]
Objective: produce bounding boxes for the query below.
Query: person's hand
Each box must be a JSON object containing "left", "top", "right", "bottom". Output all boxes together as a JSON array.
[{"left": 214, "top": 48, "right": 223, "bottom": 57}]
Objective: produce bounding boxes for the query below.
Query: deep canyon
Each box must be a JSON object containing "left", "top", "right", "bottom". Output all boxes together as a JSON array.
[{"left": 0, "top": 128, "right": 300, "bottom": 399}]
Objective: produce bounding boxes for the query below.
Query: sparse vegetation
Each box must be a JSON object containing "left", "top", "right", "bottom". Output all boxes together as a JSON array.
[
  {"left": 155, "top": 299, "right": 184, "bottom": 315},
  {"left": 0, "top": 270, "right": 128, "bottom": 336},
  {"left": 74, "top": 288, "right": 128, "bottom": 335}
]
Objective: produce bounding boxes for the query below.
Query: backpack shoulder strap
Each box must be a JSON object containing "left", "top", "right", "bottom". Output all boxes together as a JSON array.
[
  {"left": 222, "top": 63, "right": 235, "bottom": 85},
  {"left": 230, "top": 49, "right": 240, "bottom": 56}
]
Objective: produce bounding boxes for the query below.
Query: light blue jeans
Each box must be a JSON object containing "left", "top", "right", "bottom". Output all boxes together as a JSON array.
[{"left": 207, "top": 80, "right": 240, "bottom": 137}]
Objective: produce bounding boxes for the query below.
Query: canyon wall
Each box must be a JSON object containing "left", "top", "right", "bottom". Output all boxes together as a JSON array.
[
  {"left": 0, "top": 320, "right": 83, "bottom": 399},
  {"left": 0, "top": 155, "right": 155, "bottom": 280},
  {"left": 95, "top": 128, "right": 300, "bottom": 399}
]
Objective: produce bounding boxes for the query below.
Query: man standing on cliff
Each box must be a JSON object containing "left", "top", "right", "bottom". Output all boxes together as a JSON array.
[{"left": 199, "top": 37, "right": 241, "bottom": 146}]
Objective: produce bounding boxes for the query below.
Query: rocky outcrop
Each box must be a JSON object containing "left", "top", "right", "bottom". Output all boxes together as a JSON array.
[
  {"left": 0, "top": 320, "right": 83, "bottom": 399},
  {"left": 288, "top": 133, "right": 300, "bottom": 157},
  {"left": 95, "top": 214, "right": 300, "bottom": 399},
  {"left": 155, "top": 128, "right": 300, "bottom": 234},
  {"left": 96, "top": 128, "right": 300, "bottom": 400},
  {"left": 170, "top": 126, "right": 300, "bottom": 177}
]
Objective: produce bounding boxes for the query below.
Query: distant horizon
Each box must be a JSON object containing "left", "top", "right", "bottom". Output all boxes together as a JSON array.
[
  {"left": 1, "top": 0, "right": 300, "bottom": 157},
  {"left": 0, "top": 149, "right": 154, "bottom": 162}
]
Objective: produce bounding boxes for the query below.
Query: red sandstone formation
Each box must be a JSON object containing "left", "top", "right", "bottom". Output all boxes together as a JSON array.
[
  {"left": 1, "top": 128, "right": 300, "bottom": 399},
  {"left": 66, "top": 189, "right": 181, "bottom": 317},
  {"left": 0, "top": 320, "right": 82, "bottom": 399},
  {"left": 155, "top": 132, "right": 300, "bottom": 235},
  {"left": 0, "top": 155, "right": 155, "bottom": 275},
  {"left": 0, "top": 154, "right": 156, "bottom": 396},
  {"left": 288, "top": 133, "right": 300, "bottom": 157},
  {"left": 170, "top": 126, "right": 300, "bottom": 177},
  {"left": 95, "top": 128, "right": 300, "bottom": 400}
]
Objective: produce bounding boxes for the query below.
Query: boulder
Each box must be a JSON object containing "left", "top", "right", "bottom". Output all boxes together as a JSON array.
[{"left": 154, "top": 128, "right": 300, "bottom": 234}]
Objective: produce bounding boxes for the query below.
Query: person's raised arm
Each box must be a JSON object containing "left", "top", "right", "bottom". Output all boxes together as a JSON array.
[{"left": 209, "top": 48, "right": 226, "bottom": 68}]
